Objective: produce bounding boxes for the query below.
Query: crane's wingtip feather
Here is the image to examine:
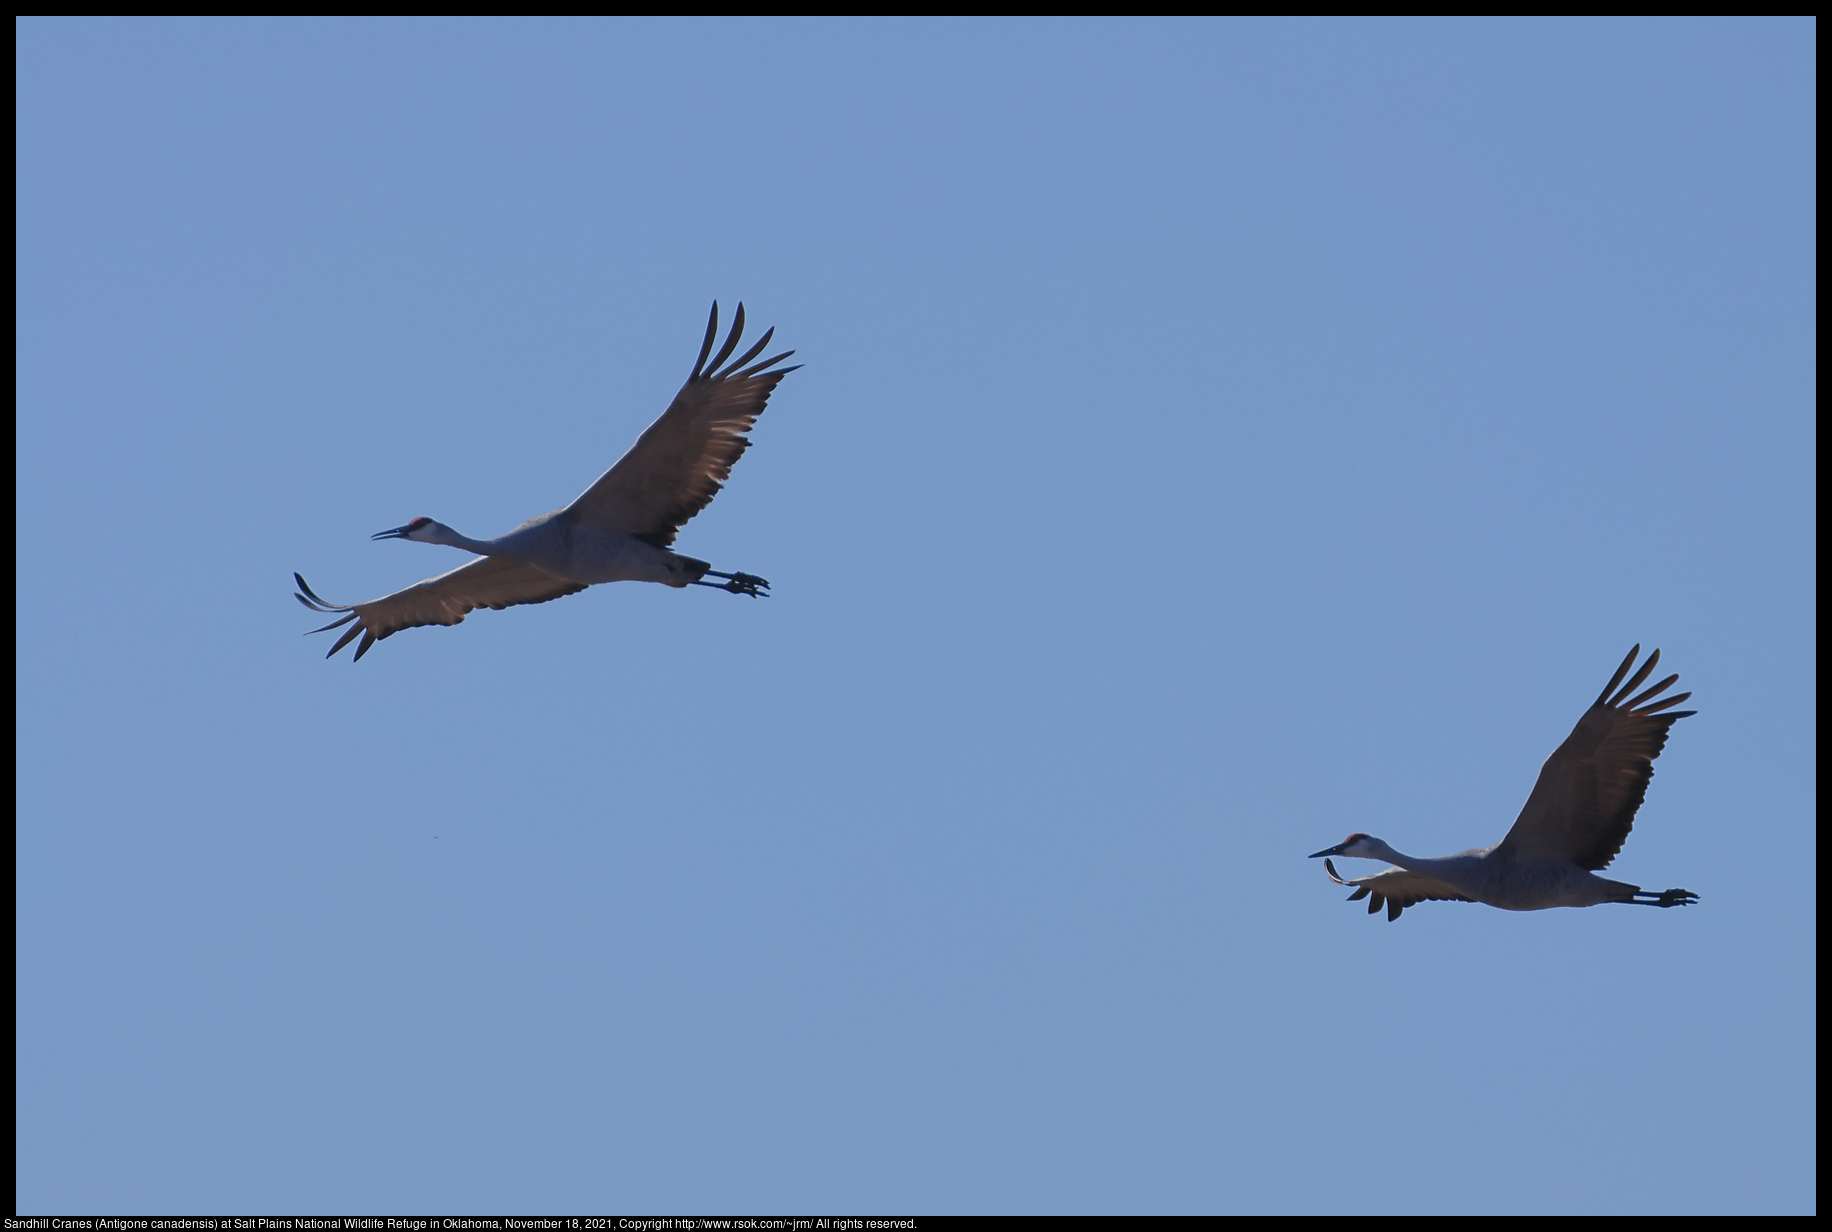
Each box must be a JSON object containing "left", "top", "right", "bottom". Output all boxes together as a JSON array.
[
  {"left": 715, "top": 326, "right": 778, "bottom": 379},
  {"left": 1596, "top": 644, "right": 1643, "bottom": 705},
  {"left": 692, "top": 302, "right": 721, "bottom": 377},
  {"left": 733, "top": 351, "right": 800, "bottom": 381},
  {"left": 293, "top": 573, "right": 353, "bottom": 613},
  {"left": 305, "top": 612, "right": 357, "bottom": 636},
  {"left": 1638, "top": 691, "right": 1694, "bottom": 715},
  {"left": 703, "top": 302, "right": 748, "bottom": 375},
  {"left": 1625, "top": 673, "right": 1682, "bottom": 710},
  {"left": 1608, "top": 651, "right": 1662, "bottom": 708}
]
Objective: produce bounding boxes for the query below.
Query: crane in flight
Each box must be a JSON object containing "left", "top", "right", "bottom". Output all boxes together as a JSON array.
[
  {"left": 295, "top": 302, "right": 797, "bottom": 661},
  {"left": 1310, "top": 646, "right": 1699, "bottom": 921}
]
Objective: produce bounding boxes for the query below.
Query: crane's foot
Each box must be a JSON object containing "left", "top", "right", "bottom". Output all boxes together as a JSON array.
[
  {"left": 1626, "top": 887, "right": 1698, "bottom": 907},
  {"left": 695, "top": 570, "right": 770, "bottom": 597}
]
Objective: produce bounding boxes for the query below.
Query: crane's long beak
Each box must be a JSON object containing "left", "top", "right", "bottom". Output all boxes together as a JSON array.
[
  {"left": 372, "top": 525, "right": 414, "bottom": 540},
  {"left": 1309, "top": 843, "right": 1347, "bottom": 859}
]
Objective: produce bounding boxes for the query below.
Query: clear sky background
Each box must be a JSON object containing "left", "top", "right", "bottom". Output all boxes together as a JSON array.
[{"left": 16, "top": 17, "right": 1814, "bottom": 1216}]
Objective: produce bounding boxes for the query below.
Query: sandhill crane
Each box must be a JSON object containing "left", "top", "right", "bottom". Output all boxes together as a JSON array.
[
  {"left": 295, "top": 302, "right": 797, "bottom": 661},
  {"left": 1309, "top": 646, "right": 1699, "bottom": 921}
]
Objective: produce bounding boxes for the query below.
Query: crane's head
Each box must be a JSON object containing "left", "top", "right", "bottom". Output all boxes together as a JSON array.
[
  {"left": 373, "top": 517, "right": 446, "bottom": 543},
  {"left": 1309, "top": 833, "right": 1384, "bottom": 860}
]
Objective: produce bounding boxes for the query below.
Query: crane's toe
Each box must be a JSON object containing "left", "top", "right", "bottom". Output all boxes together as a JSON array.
[
  {"left": 690, "top": 570, "right": 770, "bottom": 597},
  {"left": 1656, "top": 888, "right": 1699, "bottom": 908}
]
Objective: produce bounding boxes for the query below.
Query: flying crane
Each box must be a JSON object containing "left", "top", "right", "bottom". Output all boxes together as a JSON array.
[
  {"left": 1310, "top": 646, "right": 1699, "bottom": 921},
  {"left": 295, "top": 302, "right": 796, "bottom": 661}
]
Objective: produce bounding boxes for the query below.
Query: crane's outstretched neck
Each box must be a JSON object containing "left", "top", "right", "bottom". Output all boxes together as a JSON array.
[
  {"left": 1311, "top": 833, "right": 1491, "bottom": 898},
  {"left": 1356, "top": 837, "right": 1415, "bottom": 867},
  {"left": 372, "top": 518, "right": 497, "bottom": 556},
  {"left": 1357, "top": 841, "right": 1489, "bottom": 892}
]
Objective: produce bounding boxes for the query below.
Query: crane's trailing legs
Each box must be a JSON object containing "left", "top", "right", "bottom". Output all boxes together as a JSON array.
[
  {"left": 693, "top": 570, "right": 769, "bottom": 597},
  {"left": 1623, "top": 887, "right": 1699, "bottom": 907}
]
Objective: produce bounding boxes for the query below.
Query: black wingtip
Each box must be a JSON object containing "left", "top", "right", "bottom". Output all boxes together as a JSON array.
[
  {"left": 1596, "top": 644, "right": 1643, "bottom": 707},
  {"left": 703, "top": 301, "right": 748, "bottom": 375},
  {"left": 691, "top": 301, "right": 721, "bottom": 378},
  {"left": 1626, "top": 673, "right": 1682, "bottom": 711},
  {"left": 739, "top": 350, "right": 799, "bottom": 379},
  {"left": 294, "top": 572, "right": 338, "bottom": 611},
  {"left": 1608, "top": 647, "right": 1662, "bottom": 709},
  {"left": 716, "top": 325, "right": 777, "bottom": 379}
]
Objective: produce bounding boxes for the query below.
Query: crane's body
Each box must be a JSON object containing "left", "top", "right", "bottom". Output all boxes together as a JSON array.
[
  {"left": 1313, "top": 838, "right": 1689, "bottom": 913},
  {"left": 295, "top": 302, "right": 794, "bottom": 660},
  {"left": 369, "top": 511, "right": 726, "bottom": 589},
  {"left": 1310, "top": 646, "right": 1699, "bottom": 921}
]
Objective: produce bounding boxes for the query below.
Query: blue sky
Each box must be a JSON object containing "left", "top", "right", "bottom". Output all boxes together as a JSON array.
[{"left": 17, "top": 17, "right": 1814, "bottom": 1215}]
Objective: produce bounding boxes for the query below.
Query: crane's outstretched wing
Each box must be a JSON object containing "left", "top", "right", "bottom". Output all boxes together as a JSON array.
[
  {"left": 1321, "top": 858, "right": 1473, "bottom": 922},
  {"left": 294, "top": 559, "right": 587, "bottom": 661},
  {"left": 1496, "top": 646, "right": 1696, "bottom": 871},
  {"left": 564, "top": 302, "right": 799, "bottom": 547}
]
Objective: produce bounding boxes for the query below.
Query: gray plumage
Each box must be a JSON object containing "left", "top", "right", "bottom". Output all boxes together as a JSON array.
[
  {"left": 295, "top": 302, "right": 797, "bottom": 661},
  {"left": 1309, "top": 646, "right": 1699, "bottom": 921}
]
